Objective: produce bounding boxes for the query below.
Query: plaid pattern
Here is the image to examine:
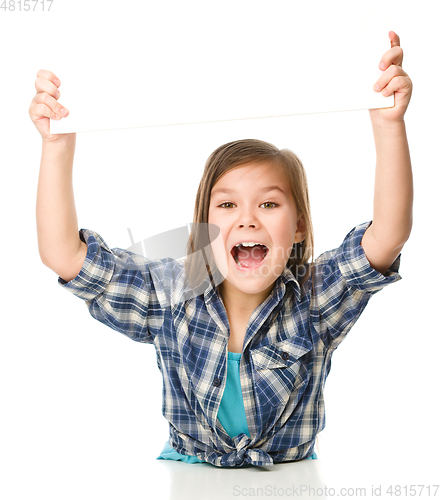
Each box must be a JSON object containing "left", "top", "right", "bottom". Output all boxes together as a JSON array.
[{"left": 58, "top": 220, "right": 401, "bottom": 467}]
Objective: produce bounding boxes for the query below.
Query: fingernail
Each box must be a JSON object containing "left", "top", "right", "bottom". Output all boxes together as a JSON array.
[
  {"left": 374, "top": 84, "right": 380, "bottom": 91},
  {"left": 380, "top": 62, "right": 386, "bottom": 70},
  {"left": 54, "top": 79, "right": 61, "bottom": 86},
  {"left": 61, "top": 108, "right": 67, "bottom": 115}
]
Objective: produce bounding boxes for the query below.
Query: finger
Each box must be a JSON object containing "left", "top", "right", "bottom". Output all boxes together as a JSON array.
[
  {"left": 379, "top": 75, "right": 412, "bottom": 97},
  {"left": 33, "top": 92, "right": 69, "bottom": 119},
  {"left": 36, "top": 69, "right": 61, "bottom": 87},
  {"left": 373, "top": 65, "right": 408, "bottom": 93},
  {"left": 35, "top": 70, "right": 61, "bottom": 99},
  {"left": 35, "top": 76, "right": 60, "bottom": 100},
  {"left": 389, "top": 31, "right": 400, "bottom": 48},
  {"left": 379, "top": 45, "right": 404, "bottom": 70},
  {"left": 388, "top": 31, "right": 402, "bottom": 67},
  {"left": 33, "top": 102, "right": 64, "bottom": 121}
]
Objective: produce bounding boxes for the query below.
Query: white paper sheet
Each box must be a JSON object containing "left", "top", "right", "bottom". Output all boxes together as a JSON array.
[{"left": 48, "top": 0, "right": 393, "bottom": 134}]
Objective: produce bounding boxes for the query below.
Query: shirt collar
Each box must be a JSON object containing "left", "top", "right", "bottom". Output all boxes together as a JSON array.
[{"left": 278, "top": 265, "right": 302, "bottom": 302}]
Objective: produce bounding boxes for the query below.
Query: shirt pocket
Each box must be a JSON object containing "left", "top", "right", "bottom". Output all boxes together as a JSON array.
[{"left": 250, "top": 335, "right": 313, "bottom": 407}]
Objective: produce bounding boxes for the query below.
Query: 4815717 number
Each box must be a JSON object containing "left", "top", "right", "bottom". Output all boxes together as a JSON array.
[
  {"left": 1, "top": 0, "right": 54, "bottom": 11},
  {"left": 386, "top": 485, "right": 439, "bottom": 497}
]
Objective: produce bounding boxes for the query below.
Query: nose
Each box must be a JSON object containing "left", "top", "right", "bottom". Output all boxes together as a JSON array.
[
  {"left": 238, "top": 208, "right": 258, "bottom": 228},
  {"left": 239, "top": 213, "right": 256, "bottom": 228}
]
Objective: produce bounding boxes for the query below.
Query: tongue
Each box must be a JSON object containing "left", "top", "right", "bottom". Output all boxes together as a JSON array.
[{"left": 236, "top": 244, "right": 266, "bottom": 267}]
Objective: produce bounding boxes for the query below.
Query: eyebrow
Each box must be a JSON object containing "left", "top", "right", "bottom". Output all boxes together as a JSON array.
[{"left": 211, "top": 185, "right": 287, "bottom": 198}]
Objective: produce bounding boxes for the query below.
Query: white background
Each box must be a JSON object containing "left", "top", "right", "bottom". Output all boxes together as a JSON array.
[{"left": 1, "top": 1, "right": 440, "bottom": 499}]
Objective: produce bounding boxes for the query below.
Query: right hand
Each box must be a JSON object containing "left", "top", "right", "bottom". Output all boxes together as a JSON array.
[{"left": 29, "top": 69, "right": 75, "bottom": 143}]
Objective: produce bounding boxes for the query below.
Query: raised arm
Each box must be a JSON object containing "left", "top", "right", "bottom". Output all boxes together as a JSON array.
[
  {"left": 361, "top": 32, "right": 414, "bottom": 275},
  {"left": 30, "top": 69, "right": 87, "bottom": 282}
]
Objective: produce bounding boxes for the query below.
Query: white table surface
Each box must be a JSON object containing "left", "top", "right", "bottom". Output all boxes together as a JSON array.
[{"left": 151, "top": 457, "right": 440, "bottom": 499}]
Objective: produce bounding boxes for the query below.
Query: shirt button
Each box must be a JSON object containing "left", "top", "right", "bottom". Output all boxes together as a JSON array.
[
  {"left": 281, "top": 351, "right": 290, "bottom": 361},
  {"left": 213, "top": 378, "right": 221, "bottom": 387}
]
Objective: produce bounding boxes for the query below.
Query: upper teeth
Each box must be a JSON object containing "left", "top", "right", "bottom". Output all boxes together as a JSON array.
[{"left": 236, "top": 242, "right": 262, "bottom": 247}]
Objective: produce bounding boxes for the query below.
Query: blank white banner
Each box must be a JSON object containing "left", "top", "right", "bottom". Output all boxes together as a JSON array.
[{"left": 45, "top": 0, "right": 393, "bottom": 133}]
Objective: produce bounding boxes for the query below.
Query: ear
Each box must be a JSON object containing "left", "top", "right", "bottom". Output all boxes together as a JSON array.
[{"left": 294, "top": 215, "right": 307, "bottom": 243}]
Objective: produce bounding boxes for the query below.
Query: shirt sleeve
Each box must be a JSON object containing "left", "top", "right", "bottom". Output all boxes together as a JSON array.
[
  {"left": 57, "top": 228, "right": 176, "bottom": 344},
  {"left": 311, "top": 220, "right": 402, "bottom": 351}
]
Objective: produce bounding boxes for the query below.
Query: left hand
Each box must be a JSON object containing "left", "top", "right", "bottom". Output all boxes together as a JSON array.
[{"left": 369, "top": 31, "right": 413, "bottom": 124}]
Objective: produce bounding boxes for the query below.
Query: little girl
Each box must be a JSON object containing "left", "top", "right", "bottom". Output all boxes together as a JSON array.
[{"left": 30, "top": 31, "right": 413, "bottom": 467}]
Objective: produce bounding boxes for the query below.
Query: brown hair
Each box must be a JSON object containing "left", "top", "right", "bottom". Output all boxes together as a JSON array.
[{"left": 184, "top": 138, "right": 314, "bottom": 294}]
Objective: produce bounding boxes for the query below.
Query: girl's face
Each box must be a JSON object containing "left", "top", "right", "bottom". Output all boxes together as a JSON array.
[{"left": 208, "top": 162, "right": 306, "bottom": 298}]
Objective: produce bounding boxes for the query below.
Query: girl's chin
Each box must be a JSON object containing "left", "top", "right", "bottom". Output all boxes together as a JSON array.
[{"left": 221, "top": 277, "right": 272, "bottom": 294}]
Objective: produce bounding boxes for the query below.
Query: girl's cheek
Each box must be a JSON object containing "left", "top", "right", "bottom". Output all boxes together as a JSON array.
[{"left": 209, "top": 226, "right": 229, "bottom": 279}]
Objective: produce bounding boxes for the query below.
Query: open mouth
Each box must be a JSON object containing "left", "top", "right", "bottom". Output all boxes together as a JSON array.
[{"left": 230, "top": 243, "right": 269, "bottom": 269}]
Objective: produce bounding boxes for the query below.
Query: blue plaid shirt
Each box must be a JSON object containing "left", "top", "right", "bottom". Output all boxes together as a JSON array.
[{"left": 58, "top": 220, "right": 401, "bottom": 467}]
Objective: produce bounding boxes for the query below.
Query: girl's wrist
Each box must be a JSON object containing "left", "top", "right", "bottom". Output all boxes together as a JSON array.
[
  {"left": 42, "top": 134, "right": 76, "bottom": 152},
  {"left": 42, "top": 133, "right": 76, "bottom": 145},
  {"left": 369, "top": 114, "right": 406, "bottom": 136}
]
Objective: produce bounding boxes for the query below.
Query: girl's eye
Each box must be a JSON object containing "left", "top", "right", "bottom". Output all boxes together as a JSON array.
[
  {"left": 218, "top": 201, "right": 278, "bottom": 209},
  {"left": 261, "top": 202, "right": 278, "bottom": 209}
]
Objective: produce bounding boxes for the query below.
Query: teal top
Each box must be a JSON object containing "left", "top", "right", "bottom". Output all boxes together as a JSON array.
[
  {"left": 156, "top": 351, "right": 318, "bottom": 463},
  {"left": 157, "top": 351, "right": 249, "bottom": 463}
]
